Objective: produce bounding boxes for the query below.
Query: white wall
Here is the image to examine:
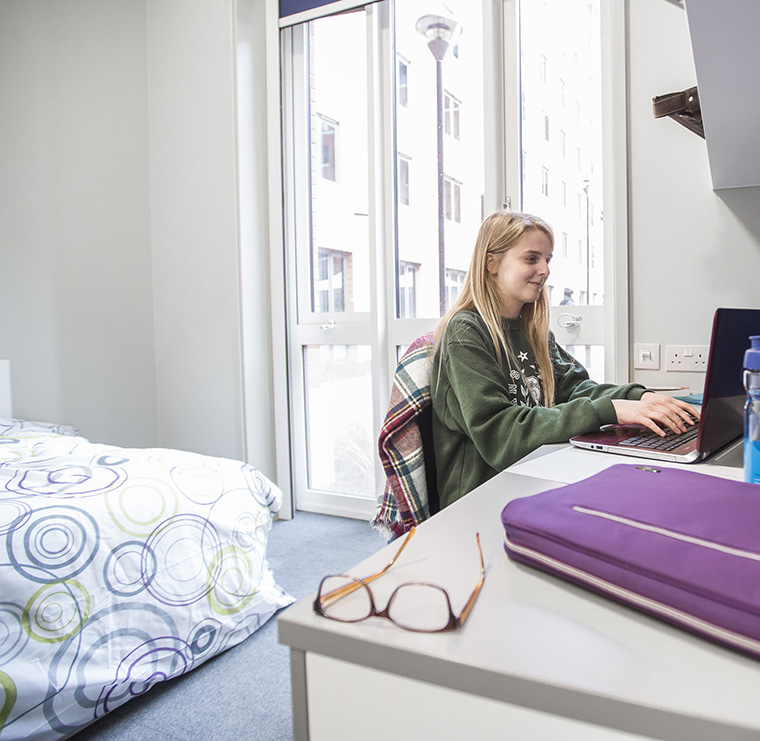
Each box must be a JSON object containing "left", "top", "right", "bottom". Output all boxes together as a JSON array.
[
  {"left": 0, "top": 0, "right": 158, "bottom": 445},
  {"left": 0, "top": 0, "right": 278, "bottom": 479},
  {"left": 627, "top": 0, "right": 760, "bottom": 389},
  {"left": 147, "top": 0, "right": 246, "bottom": 460},
  {"left": 235, "top": 0, "right": 282, "bottom": 491}
]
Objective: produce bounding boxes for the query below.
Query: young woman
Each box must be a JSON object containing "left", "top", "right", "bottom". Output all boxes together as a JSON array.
[{"left": 431, "top": 210, "right": 699, "bottom": 509}]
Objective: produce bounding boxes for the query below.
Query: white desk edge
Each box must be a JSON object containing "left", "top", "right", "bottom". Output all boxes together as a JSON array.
[{"left": 278, "top": 444, "right": 759, "bottom": 741}]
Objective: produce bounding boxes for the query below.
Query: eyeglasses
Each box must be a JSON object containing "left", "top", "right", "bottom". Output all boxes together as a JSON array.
[{"left": 313, "top": 527, "right": 485, "bottom": 633}]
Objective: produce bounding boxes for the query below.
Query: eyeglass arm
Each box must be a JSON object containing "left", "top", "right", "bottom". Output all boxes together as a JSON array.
[
  {"left": 365, "top": 525, "right": 416, "bottom": 582},
  {"left": 318, "top": 527, "right": 417, "bottom": 606},
  {"left": 456, "top": 533, "right": 485, "bottom": 627}
]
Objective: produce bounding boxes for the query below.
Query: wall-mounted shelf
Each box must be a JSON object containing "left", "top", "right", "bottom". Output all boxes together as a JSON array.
[{"left": 684, "top": 0, "right": 760, "bottom": 190}]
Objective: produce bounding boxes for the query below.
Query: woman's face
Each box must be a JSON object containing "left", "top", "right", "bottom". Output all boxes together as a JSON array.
[{"left": 486, "top": 229, "right": 553, "bottom": 318}]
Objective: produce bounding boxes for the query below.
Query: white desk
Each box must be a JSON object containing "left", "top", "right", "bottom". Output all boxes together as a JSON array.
[
  {"left": 508, "top": 438, "right": 746, "bottom": 484},
  {"left": 278, "top": 447, "right": 760, "bottom": 741}
]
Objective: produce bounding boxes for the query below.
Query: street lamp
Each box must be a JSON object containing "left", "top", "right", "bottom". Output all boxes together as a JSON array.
[{"left": 416, "top": 12, "right": 461, "bottom": 316}]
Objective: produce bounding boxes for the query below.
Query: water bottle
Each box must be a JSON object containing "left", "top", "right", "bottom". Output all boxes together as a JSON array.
[{"left": 743, "top": 335, "right": 760, "bottom": 484}]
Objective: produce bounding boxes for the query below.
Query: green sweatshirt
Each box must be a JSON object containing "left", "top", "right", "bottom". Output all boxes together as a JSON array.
[{"left": 431, "top": 310, "right": 646, "bottom": 508}]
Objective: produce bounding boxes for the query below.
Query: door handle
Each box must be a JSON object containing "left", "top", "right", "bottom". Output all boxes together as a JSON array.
[
  {"left": 320, "top": 319, "right": 336, "bottom": 332},
  {"left": 557, "top": 313, "right": 581, "bottom": 328}
]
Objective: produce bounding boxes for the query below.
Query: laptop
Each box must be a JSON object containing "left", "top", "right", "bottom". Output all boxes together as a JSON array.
[{"left": 570, "top": 307, "right": 760, "bottom": 464}]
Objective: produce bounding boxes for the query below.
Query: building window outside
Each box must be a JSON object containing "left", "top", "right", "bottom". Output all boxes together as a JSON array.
[
  {"left": 445, "top": 268, "right": 465, "bottom": 311},
  {"left": 444, "top": 175, "right": 462, "bottom": 222},
  {"left": 398, "top": 260, "right": 419, "bottom": 318},
  {"left": 318, "top": 114, "right": 338, "bottom": 181},
  {"left": 398, "top": 154, "right": 411, "bottom": 206},
  {"left": 515, "top": 0, "right": 608, "bottom": 384},
  {"left": 394, "top": 1, "right": 485, "bottom": 321},
  {"left": 398, "top": 55, "right": 409, "bottom": 108},
  {"left": 315, "top": 247, "right": 352, "bottom": 312},
  {"left": 444, "top": 92, "right": 461, "bottom": 140}
]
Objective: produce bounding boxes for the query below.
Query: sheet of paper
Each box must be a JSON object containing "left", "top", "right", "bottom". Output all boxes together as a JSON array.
[{"left": 508, "top": 446, "right": 621, "bottom": 484}]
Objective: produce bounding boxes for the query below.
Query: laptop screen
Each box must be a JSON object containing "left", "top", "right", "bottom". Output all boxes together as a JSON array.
[{"left": 699, "top": 308, "right": 760, "bottom": 454}]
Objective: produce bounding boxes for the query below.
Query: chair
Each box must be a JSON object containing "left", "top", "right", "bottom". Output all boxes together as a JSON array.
[{"left": 373, "top": 333, "right": 439, "bottom": 540}]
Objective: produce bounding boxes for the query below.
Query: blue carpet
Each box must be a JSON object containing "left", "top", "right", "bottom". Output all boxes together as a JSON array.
[{"left": 72, "top": 512, "right": 385, "bottom": 740}]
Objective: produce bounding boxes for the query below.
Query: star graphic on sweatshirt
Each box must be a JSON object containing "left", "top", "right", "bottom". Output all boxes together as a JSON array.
[{"left": 518, "top": 351, "right": 528, "bottom": 362}]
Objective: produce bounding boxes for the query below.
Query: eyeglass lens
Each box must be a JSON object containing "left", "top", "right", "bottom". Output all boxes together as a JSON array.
[
  {"left": 318, "top": 576, "right": 453, "bottom": 632},
  {"left": 388, "top": 583, "right": 452, "bottom": 631},
  {"left": 319, "top": 576, "right": 372, "bottom": 622}
]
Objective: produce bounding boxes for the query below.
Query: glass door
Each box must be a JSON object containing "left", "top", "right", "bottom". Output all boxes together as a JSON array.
[{"left": 282, "top": 7, "right": 378, "bottom": 518}]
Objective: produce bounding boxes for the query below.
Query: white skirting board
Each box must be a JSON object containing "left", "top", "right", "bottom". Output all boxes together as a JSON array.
[{"left": 0, "top": 360, "right": 11, "bottom": 418}]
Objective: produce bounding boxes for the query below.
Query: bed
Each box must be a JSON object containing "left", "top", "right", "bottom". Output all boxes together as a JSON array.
[{"left": 0, "top": 418, "right": 294, "bottom": 740}]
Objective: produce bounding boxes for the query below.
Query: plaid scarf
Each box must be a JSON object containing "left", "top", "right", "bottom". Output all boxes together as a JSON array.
[{"left": 373, "top": 333, "right": 435, "bottom": 540}]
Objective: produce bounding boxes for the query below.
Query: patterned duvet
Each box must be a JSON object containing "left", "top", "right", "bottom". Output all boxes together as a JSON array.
[{"left": 0, "top": 418, "right": 293, "bottom": 740}]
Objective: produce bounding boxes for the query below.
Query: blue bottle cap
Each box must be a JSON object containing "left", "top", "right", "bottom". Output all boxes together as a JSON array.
[{"left": 745, "top": 335, "right": 760, "bottom": 371}]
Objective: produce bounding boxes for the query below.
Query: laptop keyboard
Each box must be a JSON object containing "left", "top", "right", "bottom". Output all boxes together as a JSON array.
[{"left": 618, "top": 423, "right": 700, "bottom": 451}]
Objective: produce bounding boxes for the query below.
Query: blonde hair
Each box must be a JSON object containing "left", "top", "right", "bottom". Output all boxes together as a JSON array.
[{"left": 435, "top": 209, "right": 556, "bottom": 406}]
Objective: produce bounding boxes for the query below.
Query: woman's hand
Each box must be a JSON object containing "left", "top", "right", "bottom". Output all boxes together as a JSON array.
[{"left": 611, "top": 392, "right": 700, "bottom": 437}]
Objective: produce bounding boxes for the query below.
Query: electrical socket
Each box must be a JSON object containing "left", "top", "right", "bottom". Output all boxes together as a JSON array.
[{"left": 665, "top": 344, "right": 709, "bottom": 372}]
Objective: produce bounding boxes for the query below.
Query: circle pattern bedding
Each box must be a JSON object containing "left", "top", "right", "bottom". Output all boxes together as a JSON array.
[{"left": 0, "top": 418, "right": 293, "bottom": 740}]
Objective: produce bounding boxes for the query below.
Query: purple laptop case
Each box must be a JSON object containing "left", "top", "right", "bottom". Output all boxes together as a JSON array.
[{"left": 502, "top": 464, "right": 760, "bottom": 659}]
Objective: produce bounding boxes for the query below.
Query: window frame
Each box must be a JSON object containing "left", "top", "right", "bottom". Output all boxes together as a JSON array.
[
  {"left": 270, "top": 0, "right": 631, "bottom": 518},
  {"left": 315, "top": 246, "right": 352, "bottom": 313},
  {"left": 398, "top": 259, "right": 419, "bottom": 318},
  {"left": 397, "top": 152, "right": 411, "bottom": 206},
  {"left": 444, "top": 268, "right": 466, "bottom": 312},
  {"left": 444, "top": 90, "right": 461, "bottom": 140},
  {"left": 317, "top": 113, "right": 338, "bottom": 181},
  {"left": 443, "top": 175, "right": 462, "bottom": 223},
  {"left": 397, "top": 53, "right": 410, "bottom": 108}
]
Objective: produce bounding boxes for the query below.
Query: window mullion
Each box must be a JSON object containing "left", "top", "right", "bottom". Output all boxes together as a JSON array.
[
  {"left": 601, "top": 0, "right": 629, "bottom": 383},
  {"left": 367, "top": 1, "right": 394, "bottom": 496},
  {"left": 499, "top": 0, "right": 520, "bottom": 210}
]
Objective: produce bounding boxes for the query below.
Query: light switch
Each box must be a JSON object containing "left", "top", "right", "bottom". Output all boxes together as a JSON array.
[{"left": 633, "top": 343, "right": 660, "bottom": 370}]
